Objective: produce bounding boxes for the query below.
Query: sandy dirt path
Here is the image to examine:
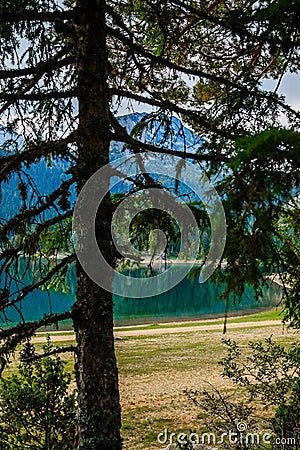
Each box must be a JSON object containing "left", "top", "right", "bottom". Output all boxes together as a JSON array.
[{"left": 32, "top": 319, "right": 282, "bottom": 343}]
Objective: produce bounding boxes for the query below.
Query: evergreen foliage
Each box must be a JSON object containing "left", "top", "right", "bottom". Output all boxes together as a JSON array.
[
  {"left": 0, "top": 0, "right": 299, "bottom": 447},
  {"left": 0, "top": 339, "right": 76, "bottom": 450}
]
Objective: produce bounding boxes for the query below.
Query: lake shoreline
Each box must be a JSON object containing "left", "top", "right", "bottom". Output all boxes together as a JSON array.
[{"left": 38, "top": 305, "right": 280, "bottom": 332}]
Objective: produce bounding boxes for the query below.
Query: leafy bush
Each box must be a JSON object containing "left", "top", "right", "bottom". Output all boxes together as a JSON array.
[
  {"left": 186, "top": 337, "right": 300, "bottom": 449},
  {"left": 0, "top": 339, "right": 76, "bottom": 450}
]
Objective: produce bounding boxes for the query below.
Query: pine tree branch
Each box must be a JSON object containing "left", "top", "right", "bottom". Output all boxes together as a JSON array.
[
  {"left": 0, "top": 89, "right": 77, "bottom": 101},
  {"left": 0, "top": 254, "right": 75, "bottom": 313},
  {"left": 107, "top": 26, "right": 250, "bottom": 90},
  {"left": 21, "top": 345, "right": 76, "bottom": 362},
  {"left": 1, "top": 9, "right": 77, "bottom": 24},
  {"left": 0, "top": 178, "right": 75, "bottom": 240},
  {"left": 108, "top": 28, "right": 300, "bottom": 122},
  {"left": 0, "top": 134, "right": 76, "bottom": 181},
  {"left": 169, "top": 0, "right": 296, "bottom": 49},
  {"left": 111, "top": 88, "right": 238, "bottom": 139},
  {"left": 0, "top": 189, "right": 73, "bottom": 265},
  {"left": 170, "top": 0, "right": 226, "bottom": 24},
  {"left": 0, "top": 211, "right": 73, "bottom": 265},
  {"left": 0, "top": 55, "right": 75, "bottom": 80},
  {"left": 109, "top": 113, "right": 229, "bottom": 163},
  {"left": 0, "top": 311, "right": 73, "bottom": 356},
  {"left": 0, "top": 54, "right": 74, "bottom": 115},
  {"left": 34, "top": 210, "right": 73, "bottom": 233}
]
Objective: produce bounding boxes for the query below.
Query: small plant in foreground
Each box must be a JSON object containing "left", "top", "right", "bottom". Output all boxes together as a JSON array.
[{"left": 0, "top": 338, "right": 76, "bottom": 450}]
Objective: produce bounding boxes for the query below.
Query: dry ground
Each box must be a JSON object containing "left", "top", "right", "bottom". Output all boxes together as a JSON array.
[
  {"left": 30, "top": 319, "right": 297, "bottom": 449},
  {"left": 116, "top": 323, "right": 296, "bottom": 449}
]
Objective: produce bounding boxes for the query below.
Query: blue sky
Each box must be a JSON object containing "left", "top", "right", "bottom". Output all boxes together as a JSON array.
[{"left": 264, "top": 72, "right": 300, "bottom": 110}]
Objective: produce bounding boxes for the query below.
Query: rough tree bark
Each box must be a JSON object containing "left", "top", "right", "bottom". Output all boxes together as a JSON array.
[{"left": 71, "top": 1, "right": 122, "bottom": 448}]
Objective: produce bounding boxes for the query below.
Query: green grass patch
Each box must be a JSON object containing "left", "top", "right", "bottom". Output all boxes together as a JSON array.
[
  {"left": 34, "top": 308, "right": 284, "bottom": 340},
  {"left": 114, "top": 308, "right": 283, "bottom": 332}
]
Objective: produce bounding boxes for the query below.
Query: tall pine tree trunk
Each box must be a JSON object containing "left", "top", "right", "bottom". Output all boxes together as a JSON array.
[{"left": 72, "top": 1, "right": 122, "bottom": 448}]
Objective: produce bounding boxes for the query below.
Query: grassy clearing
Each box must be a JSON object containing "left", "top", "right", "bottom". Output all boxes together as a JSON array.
[
  {"left": 4, "top": 310, "right": 296, "bottom": 450},
  {"left": 116, "top": 324, "right": 295, "bottom": 449}
]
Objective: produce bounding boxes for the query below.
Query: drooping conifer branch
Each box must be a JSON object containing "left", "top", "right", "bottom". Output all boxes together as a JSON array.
[
  {"left": 21, "top": 344, "right": 76, "bottom": 362},
  {"left": 0, "top": 136, "right": 76, "bottom": 181},
  {"left": 0, "top": 254, "right": 75, "bottom": 313},
  {"left": 0, "top": 89, "right": 77, "bottom": 102},
  {"left": 0, "top": 178, "right": 75, "bottom": 241},
  {"left": 110, "top": 113, "right": 229, "bottom": 163},
  {"left": 0, "top": 311, "right": 73, "bottom": 357},
  {"left": 0, "top": 9, "right": 77, "bottom": 24},
  {"left": 111, "top": 88, "right": 239, "bottom": 139},
  {"left": 0, "top": 56, "right": 75, "bottom": 80}
]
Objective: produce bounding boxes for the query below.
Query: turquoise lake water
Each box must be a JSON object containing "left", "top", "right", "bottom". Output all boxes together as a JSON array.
[{"left": 1, "top": 261, "right": 282, "bottom": 326}]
